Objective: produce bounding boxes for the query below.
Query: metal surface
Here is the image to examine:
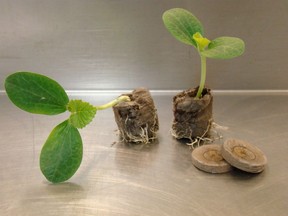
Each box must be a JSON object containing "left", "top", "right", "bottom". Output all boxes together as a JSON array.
[
  {"left": 1, "top": 1, "right": 288, "bottom": 215},
  {"left": 1, "top": 0, "right": 288, "bottom": 91},
  {"left": 1, "top": 92, "right": 287, "bottom": 216}
]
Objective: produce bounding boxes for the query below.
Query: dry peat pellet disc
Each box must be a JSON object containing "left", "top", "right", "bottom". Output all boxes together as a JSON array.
[
  {"left": 221, "top": 139, "right": 267, "bottom": 173},
  {"left": 191, "top": 144, "right": 232, "bottom": 173}
]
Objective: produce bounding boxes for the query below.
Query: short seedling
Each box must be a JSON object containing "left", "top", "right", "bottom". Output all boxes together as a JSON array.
[
  {"left": 5, "top": 72, "right": 130, "bottom": 183},
  {"left": 162, "top": 8, "right": 245, "bottom": 98}
]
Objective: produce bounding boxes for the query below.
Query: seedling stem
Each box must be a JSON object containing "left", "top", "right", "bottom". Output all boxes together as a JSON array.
[
  {"left": 95, "top": 95, "right": 130, "bottom": 110},
  {"left": 196, "top": 54, "right": 207, "bottom": 98}
]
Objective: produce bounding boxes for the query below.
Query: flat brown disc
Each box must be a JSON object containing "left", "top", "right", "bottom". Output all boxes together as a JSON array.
[
  {"left": 191, "top": 144, "right": 232, "bottom": 173},
  {"left": 221, "top": 139, "right": 267, "bottom": 173}
]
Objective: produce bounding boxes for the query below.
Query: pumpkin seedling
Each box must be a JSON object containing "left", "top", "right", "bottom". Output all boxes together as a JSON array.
[
  {"left": 163, "top": 8, "right": 245, "bottom": 98},
  {"left": 162, "top": 8, "right": 245, "bottom": 141},
  {"left": 5, "top": 72, "right": 130, "bottom": 183}
]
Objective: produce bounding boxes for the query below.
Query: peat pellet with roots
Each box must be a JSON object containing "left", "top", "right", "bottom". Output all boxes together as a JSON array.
[
  {"left": 191, "top": 144, "right": 232, "bottom": 174},
  {"left": 113, "top": 88, "right": 159, "bottom": 144},
  {"left": 221, "top": 139, "right": 267, "bottom": 173},
  {"left": 172, "top": 87, "right": 213, "bottom": 140}
]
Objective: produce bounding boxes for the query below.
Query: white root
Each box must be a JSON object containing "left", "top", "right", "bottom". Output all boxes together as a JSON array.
[
  {"left": 119, "top": 112, "right": 158, "bottom": 144},
  {"left": 211, "top": 122, "right": 229, "bottom": 131},
  {"left": 184, "top": 120, "right": 227, "bottom": 149}
]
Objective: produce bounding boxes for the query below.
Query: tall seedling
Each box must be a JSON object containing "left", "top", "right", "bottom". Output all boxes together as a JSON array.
[{"left": 162, "top": 8, "right": 245, "bottom": 98}]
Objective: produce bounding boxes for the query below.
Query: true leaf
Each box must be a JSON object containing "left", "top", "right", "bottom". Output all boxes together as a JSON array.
[
  {"left": 40, "top": 120, "right": 83, "bottom": 183},
  {"left": 201, "top": 37, "right": 245, "bottom": 59},
  {"left": 67, "top": 100, "right": 97, "bottom": 129},
  {"left": 162, "top": 8, "right": 204, "bottom": 47},
  {"left": 5, "top": 72, "right": 69, "bottom": 115},
  {"left": 193, "top": 32, "right": 211, "bottom": 51}
]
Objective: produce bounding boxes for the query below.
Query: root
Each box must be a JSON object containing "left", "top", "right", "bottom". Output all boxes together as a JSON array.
[
  {"left": 173, "top": 119, "right": 227, "bottom": 149},
  {"left": 186, "top": 122, "right": 229, "bottom": 149},
  {"left": 118, "top": 108, "right": 158, "bottom": 144},
  {"left": 171, "top": 118, "right": 213, "bottom": 141},
  {"left": 186, "top": 137, "right": 215, "bottom": 149},
  {"left": 126, "top": 124, "right": 150, "bottom": 144},
  {"left": 186, "top": 120, "right": 212, "bottom": 149},
  {"left": 119, "top": 120, "right": 157, "bottom": 144},
  {"left": 171, "top": 126, "right": 193, "bottom": 141},
  {"left": 211, "top": 122, "right": 229, "bottom": 131}
]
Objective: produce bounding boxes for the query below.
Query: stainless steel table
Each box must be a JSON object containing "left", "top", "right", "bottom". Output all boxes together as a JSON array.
[{"left": 0, "top": 92, "right": 287, "bottom": 216}]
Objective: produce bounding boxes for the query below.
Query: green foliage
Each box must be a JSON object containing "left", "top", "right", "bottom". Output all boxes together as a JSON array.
[
  {"left": 5, "top": 72, "right": 69, "bottom": 115},
  {"left": 201, "top": 37, "right": 245, "bottom": 59},
  {"left": 67, "top": 100, "right": 97, "bottom": 129},
  {"left": 5, "top": 71, "right": 131, "bottom": 183},
  {"left": 162, "top": 8, "right": 203, "bottom": 47},
  {"left": 162, "top": 8, "right": 245, "bottom": 98},
  {"left": 40, "top": 120, "right": 82, "bottom": 183},
  {"left": 162, "top": 8, "right": 245, "bottom": 59}
]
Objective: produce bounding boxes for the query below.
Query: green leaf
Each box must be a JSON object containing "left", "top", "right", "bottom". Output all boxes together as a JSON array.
[
  {"left": 67, "top": 100, "right": 97, "bottom": 129},
  {"left": 40, "top": 120, "right": 83, "bottom": 183},
  {"left": 162, "top": 8, "right": 204, "bottom": 47},
  {"left": 201, "top": 37, "right": 245, "bottom": 59},
  {"left": 5, "top": 72, "right": 69, "bottom": 115}
]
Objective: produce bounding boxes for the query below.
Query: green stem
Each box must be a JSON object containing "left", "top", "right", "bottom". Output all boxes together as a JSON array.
[
  {"left": 95, "top": 95, "right": 130, "bottom": 110},
  {"left": 196, "top": 54, "right": 207, "bottom": 99}
]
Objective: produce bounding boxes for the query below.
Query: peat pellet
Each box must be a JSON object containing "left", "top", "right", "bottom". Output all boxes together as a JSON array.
[
  {"left": 191, "top": 144, "right": 232, "bottom": 173},
  {"left": 221, "top": 139, "right": 267, "bottom": 173},
  {"left": 113, "top": 88, "right": 159, "bottom": 143},
  {"left": 172, "top": 87, "right": 213, "bottom": 139}
]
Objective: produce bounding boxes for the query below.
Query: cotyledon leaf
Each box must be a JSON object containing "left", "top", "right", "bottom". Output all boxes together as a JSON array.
[
  {"left": 201, "top": 37, "right": 245, "bottom": 59},
  {"left": 162, "top": 8, "right": 204, "bottom": 47},
  {"left": 67, "top": 100, "right": 97, "bottom": 129},
  {"left": 40, "top": 120, "right": 83, "bottom": 183},
  {"left": 5, "top": 72, "right": 69, "bottom": 115}
]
